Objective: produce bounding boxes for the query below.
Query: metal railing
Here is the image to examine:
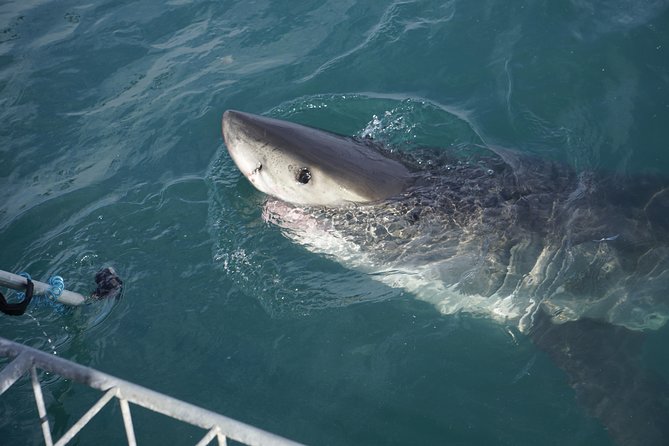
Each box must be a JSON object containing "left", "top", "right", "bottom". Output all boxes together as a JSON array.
[{"left": 0, "top": 337, "right": 303, "bottom": 446}]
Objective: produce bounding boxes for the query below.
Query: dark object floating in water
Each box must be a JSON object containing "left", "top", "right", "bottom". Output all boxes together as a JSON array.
[{"left": 92, "top": 267, "right": 123, "bottom": 300}]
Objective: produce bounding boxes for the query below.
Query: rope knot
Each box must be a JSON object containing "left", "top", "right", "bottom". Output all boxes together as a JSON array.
[{"left": 46, "top": 276, "right": 65, "bottom": 301}]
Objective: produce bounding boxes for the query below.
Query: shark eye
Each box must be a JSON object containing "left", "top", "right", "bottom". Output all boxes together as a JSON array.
[{"left": 296, "top": 167, "right": 311, "bottom": 184}]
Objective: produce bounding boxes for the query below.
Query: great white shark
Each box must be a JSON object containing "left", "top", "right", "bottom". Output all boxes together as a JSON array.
[{"left": 222, "top": 109, "right": 669, "bottom": 445}]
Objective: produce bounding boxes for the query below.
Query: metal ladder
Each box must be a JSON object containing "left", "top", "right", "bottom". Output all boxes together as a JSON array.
[{"left": 0, "top": 337, "right": 303, "bottom": 446}]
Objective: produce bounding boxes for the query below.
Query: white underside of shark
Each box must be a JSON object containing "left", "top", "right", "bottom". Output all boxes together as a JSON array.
[{"left": 263, "top": 199, "right": 669, "bottom": 333}]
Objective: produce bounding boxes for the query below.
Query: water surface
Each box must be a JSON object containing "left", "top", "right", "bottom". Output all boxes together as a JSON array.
[{"left": 1, "top": 1, "right": 669, "bottom": 445}]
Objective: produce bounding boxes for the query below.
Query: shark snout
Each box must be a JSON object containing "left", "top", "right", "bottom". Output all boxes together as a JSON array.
[
  {"left": 222, "top": 110, "right": 268, "bottom": 188},
  {"left": 221, "top": 110, "right": 239, "bottom": 147},
  {"left": 222, "top": 109, "right": 240, "bottom": 129}
]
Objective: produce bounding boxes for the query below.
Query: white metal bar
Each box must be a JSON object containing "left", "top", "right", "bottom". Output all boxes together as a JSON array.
[
  {"left": 31, "top": 366, "right": 54, "bottom": 446},
  {"left": 0, "top": 351, "right": 32, "bottom": 394},
  {"left": 54, "top": 388, "right": 118, "bottom": 446},
  {"left": 0, "top": 337, "right": 302, "bottom": 446},
  {"left": 195, "top": 427, "right": 220, "bottom": 446},
  {"left": 0, "top": 269, "right": 86, "bottom": 306},
  {"left": 119, "top": 398, "right": 137, "bottom": 446},
  {"left": 217, "top": 432, "right": 228, "bottom": 446}
]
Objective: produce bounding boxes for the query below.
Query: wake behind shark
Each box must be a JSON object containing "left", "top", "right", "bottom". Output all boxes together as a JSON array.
[{"left": 222, "top": 109, "right": 669, "bottom": 445}]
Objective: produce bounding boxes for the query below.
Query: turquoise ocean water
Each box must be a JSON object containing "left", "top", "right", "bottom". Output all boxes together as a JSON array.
[{"left": 1, "top": 1, "right": 669, "bottom": 445}]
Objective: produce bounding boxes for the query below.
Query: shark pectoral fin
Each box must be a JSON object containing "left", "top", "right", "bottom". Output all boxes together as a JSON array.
[{"left": 530, "top": 309, "right": 669, "bottom": 446}]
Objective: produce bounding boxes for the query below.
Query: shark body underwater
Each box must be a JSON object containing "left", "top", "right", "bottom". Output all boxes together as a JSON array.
[{"left": 222, "top": 109, "right": 669, "bottom": 445}]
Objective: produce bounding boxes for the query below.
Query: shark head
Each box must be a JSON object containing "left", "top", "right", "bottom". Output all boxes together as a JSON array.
[{"left": 222, "top": 110, "right": 412, "bottom": 206}]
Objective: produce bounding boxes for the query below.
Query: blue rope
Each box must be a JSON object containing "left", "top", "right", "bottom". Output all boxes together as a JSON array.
[
  {"left": 14, "top": 272, "right": 66, "bottom": 310},
  {"left": 45, "top": 276, "right": 64, "bottom": 301}
]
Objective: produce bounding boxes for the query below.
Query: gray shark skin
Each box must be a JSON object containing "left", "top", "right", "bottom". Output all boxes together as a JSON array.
[{"left": 222, "top": 110, "right": 669, "bottom": 445}]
